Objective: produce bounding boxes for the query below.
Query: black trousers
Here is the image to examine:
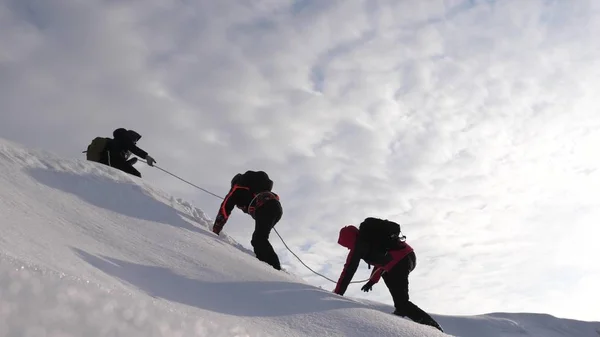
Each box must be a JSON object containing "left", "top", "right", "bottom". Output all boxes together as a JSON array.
[
  {"left": 382, "top": 252, "right": 444, "bottom": 332},
  {"left": 251, "top": 199, "right": 282, "bottom": 270},
  {"left": 99, "top": 153, "right": 141, "bottom": 178}
]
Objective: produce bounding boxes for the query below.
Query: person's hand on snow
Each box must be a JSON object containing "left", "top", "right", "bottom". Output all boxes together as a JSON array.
[
  {"left": 361, "top": 280, "right": 375, "bottom": 292},
  {"left": 212, "top": 223, "right": 223, "bottom": 235},
  {"left": 212, "top": 214, "right": 226, "bottom": 235},
  {"left": 145, "top": 155, "right": 156, "bottom": 166}
]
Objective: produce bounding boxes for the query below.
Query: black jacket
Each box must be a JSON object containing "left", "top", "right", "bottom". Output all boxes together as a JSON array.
[
  {"left": 105, "top": 128, "right": 148, "bottom": 161},
  {"left": 214, "top": 171, "right": 279, "bottom": 228}
]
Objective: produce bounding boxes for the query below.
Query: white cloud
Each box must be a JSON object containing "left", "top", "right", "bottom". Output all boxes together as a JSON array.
[{"left": 1, "top": 0, "right": 600, "bottom": 321}]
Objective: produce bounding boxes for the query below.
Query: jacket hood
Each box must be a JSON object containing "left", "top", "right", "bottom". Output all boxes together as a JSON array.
[
  {"left": 127, "top": 130, "right": 142, "bottom": 142},
  {"left": 113, "top": 128, "right": 141, "bottom": 143},
  {"left": 338, "top": 225, "right": 359, "bottom": 249},
  {"left": 231, "top": 173, "right": 243, "bottom": 187}
]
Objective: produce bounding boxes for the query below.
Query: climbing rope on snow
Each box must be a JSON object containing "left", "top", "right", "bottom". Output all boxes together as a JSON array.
[{"left": 144, "top": 162, "right": 370, "bottom": 284}]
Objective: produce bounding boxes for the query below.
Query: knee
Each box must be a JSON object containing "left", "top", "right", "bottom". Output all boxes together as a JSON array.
[{"left": 251, "top": 233, "right": 268, "bottom": 247}]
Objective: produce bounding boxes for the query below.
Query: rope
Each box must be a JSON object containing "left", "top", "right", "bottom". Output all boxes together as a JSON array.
[
  {"left": 272, "top": 227, "right": 341, "bottom": 283},
  {"left": 144, "top": 161, "right": 370, "bottom": 284},
  {"left": 152, "top": 164, "right": 223, "bottom": 199}
]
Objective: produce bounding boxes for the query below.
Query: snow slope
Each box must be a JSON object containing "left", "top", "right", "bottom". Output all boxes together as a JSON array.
[{"left": 0, "top": 137, "right": 598, "bottom": 337}]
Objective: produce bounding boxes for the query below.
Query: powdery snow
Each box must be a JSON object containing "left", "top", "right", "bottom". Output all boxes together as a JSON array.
[{"left": 0, "top": 138, "right": 598, "bottom": 337}]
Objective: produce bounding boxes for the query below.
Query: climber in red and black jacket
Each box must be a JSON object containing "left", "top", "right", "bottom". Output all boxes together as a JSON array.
[
  {"left": 334, "top": 217, "right": 443, "bottom": 332},
  {"left": 212, "top": 170, "right": 283, "bottom": 270}
]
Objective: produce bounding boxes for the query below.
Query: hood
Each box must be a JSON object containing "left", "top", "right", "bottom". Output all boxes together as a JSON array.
[
  {"left": 231, "top": 173, "right": 243, "bottom": 187},
  {"left": 337, "top": 225, "right": 359, "bottom": 249},
  {"left": 112, "top": 128, "right": 141, "bottom": 143},
  {"left": 127, "top": 130, "right": 142, "bottom": 142}
]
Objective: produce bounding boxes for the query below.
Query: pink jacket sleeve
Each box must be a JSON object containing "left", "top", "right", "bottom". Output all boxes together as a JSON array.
[{"left": 368, "top": 243, "right": 414, "bottom": 284}]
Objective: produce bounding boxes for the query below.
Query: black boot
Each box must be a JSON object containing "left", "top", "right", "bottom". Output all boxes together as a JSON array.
[{"left": 394, "top": 305, "right": 444, "bottom": 332}]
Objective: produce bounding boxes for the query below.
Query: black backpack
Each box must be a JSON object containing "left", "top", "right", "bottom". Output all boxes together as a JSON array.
[
  {"left": 358, "top": 217, "right": 402, "bottom": 249},
  {"left": 234, "top": 171, "right": 273, "bottom": 194}
]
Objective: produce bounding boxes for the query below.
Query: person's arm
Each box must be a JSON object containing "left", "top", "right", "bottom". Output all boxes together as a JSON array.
[
  {"left": 368, "top": 266, "right": 385, "bottom": 284},
  {"left": 126, "top": 140, "right": 149, "bottom": 159},
  {"left": 369, "top": 243, "right": 415, "bottom": 284},
  {"left": 113, "top": 128, "right": 149, "bottom": 159},
  {"left": 212, "top": 185, "right": 249, "bottom": 235},
  {"left": 334, "top": 239, "right": 368, "bottom": 295}
]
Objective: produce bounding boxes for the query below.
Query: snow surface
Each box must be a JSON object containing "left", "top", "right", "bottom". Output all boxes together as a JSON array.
[{"left": 0, "top": 137, "right": 598, "bottom": 337}]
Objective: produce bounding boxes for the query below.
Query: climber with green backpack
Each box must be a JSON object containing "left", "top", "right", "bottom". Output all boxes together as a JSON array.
[{"left": 84, "top": 128, "right": 156, "bottom": 178}]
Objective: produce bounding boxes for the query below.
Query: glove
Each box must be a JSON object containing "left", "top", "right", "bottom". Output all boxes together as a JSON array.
[
  {"left": 212, "top": 214, "right": 226, "bottom": 235},
  {"left": 145, "top": 155, "right": 156, "bottom": 166},
  {"left": 127, "top": 157, "right": 138, "bottom": 165},
  {"left": 212, "top": 223, "right": 223, "bottom": 235},
  {"left": 361, "top": 281, "right": 375, "bottom": 292}
]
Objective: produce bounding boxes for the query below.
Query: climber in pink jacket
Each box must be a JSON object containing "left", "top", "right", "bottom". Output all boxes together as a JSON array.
[{"left": 333, "top": 217, "right": 443, "bottom": 332}]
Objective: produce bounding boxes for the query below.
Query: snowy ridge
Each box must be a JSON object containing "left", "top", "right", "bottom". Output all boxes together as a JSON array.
[{"left": 0, "top": 137, "right": 598, "bottom": 337}]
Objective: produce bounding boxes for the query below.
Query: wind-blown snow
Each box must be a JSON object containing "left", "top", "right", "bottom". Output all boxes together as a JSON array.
[{"left": 0, "top": 138, "right": 598, "bottom": 337}]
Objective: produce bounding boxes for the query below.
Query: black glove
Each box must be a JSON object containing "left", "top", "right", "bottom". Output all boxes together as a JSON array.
[
  {"left": 127, "top": 157, "right": 138, "bottom": 165},
  {"left": 212, "top": 214, "right": 226, "bottom": 235},
  {"left": 361, "top": 281, "right": 375, "bottom": 292},
  {"left": 212, "top": 223, "right": 223, "bottom": 235},
  {"left": 145, "top": 155, "right": 156, "bottom": 166}
]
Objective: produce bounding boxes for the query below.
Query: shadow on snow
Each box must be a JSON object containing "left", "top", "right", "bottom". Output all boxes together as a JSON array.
[
  {"left": 72, "top": 247, "right": 362, "bottom": 317},
  {"left": 26, "top": 167, "right": 214, "bottom": 239}
]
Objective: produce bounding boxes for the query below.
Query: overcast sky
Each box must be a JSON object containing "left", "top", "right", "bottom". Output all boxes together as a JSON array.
[{"left": 2, "top": 0, "right": 600, "bottom": 321}]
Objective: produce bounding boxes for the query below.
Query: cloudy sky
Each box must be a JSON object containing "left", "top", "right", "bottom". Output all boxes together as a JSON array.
[{"left": 2, "top": 0, "right": 600, "bottom": 321}]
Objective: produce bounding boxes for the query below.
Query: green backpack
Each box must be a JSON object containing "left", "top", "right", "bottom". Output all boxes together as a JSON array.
[{"left": 84, "top": 137, "right": 110, "bottom": 162}]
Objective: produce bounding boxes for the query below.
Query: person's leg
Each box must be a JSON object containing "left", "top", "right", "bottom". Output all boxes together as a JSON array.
[
  {"left": 383, "top": 258, "right": 410, "bottom": 313},
  {"left": 383, "top": 253, "right": 443, "bottom": 332},
  {"left": 110, "top": 155, "right": 142, "bottom": 177},
  {"left": 251, "top": 200, "right": 282, "bottom": 270},
  {"left": 401, "top": 302, "right": 444, "bottom": 332}
]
